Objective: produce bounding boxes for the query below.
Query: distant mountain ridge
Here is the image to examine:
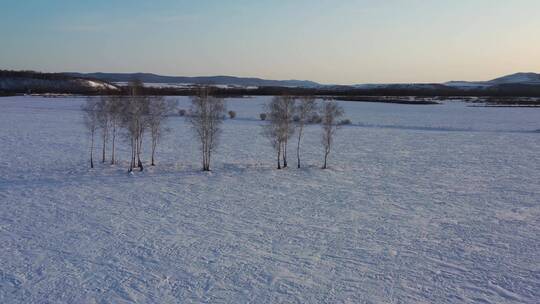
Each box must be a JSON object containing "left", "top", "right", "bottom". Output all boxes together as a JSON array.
[
  {"left": 64, "top": 72, "right": 321, "bottom": 88},
  {"left": 445, "top": 72, "right": 540, "bottom": 89},
  {"left": 65, "top": 72, "right": 540, "bottom": 91},
  {"left": 488, "top": 72, "right": 540, "bottom": 85},
  {"left": 3, "top": 70, "right": 539, "bottom": 96}
]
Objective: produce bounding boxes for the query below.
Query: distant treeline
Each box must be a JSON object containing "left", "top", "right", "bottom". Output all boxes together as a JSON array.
[
  {"left": 3, "top": 70, "right": 540, "bottom": 98},
  {"left": 0, "top": 70, "right": 84, "bottom": 81},
  {"left": 0, "top": 70, "right": 117, "bottom": 95},
  {"left": 334, "top": 96, "right": 440, "bottom": 105},
  {"left": 0, "top": 91, "right": 15, "bottom": 96},
  {"left": 112, "top": 84, "right": 540, "bottom": 98}
]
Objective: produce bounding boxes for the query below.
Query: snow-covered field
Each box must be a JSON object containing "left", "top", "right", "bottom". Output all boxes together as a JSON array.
[{"left": 1, "top": 96, "right": 539, "bottom": 303}]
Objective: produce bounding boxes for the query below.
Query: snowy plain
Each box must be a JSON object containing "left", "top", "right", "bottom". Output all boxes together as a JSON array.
[{"left": 0, "top": 96, "right": 539, "bottom": 303}]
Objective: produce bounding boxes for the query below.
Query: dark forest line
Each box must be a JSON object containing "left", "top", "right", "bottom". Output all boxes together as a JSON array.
[{"left": 3, "top": 70, "right": 540, "bottom": 105}]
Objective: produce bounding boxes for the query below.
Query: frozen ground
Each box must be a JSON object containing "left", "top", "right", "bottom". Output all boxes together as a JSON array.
[{"left": 1, "top": 96, "right": 539, "bottom": 303}]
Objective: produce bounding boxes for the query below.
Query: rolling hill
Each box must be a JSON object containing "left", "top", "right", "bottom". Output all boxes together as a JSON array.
[{"left": 64, "top": 72, "right": 321, "bottom": 88}]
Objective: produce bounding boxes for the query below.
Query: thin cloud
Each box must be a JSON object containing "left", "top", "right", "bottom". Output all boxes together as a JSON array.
[
  {"left": 54, "top": 12, "right": 198, "bottom": 33},
  {"left": 56, "top": 24, "right": 107, "bottom": 33},
  {"left": 148, "top": 13, "right": 200, "bottom": 24}
]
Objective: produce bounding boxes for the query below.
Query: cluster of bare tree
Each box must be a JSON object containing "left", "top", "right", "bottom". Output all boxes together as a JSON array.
[
  {"left": 82, "top": 81, "right": 176, "bottom": 171},
  {"left": 84, "top": 86, "right": 345, "bottom": 172},
  {"left": 188, "top": 88, "right": 226, "bottom": 171},
  {"left": 263, "top": 96, "right": 344, "bottom": 169}
]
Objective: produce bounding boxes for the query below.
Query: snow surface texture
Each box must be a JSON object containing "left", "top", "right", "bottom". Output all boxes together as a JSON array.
[{"left": 1, "top": 96, "right": 539, "bottom": 303}]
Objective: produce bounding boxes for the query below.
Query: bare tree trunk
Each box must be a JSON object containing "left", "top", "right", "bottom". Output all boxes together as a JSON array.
[
  {"left": 203, "top": 149, "right": 209, "bottom": 171},
  {"left": 202, "top": 151, "right": 206, "bottom": 171},
  {"left": 101, "top": 133, "right": 107, "bottom": 163},
  {"left": 203, "top": 136, "right": 211, "bottom": 171},
  {"left": 90, "top": 131, "right": 95, "bottom": 169},
  {"left": 323, "top": 147, "right": 329, "bottom": 169},
  {"left": 136, "top": 133, "right": 139, "bottom": 165},
  {"left": 133, "top": 137, "right": 139, "bottom": 169},
  {"left": 132, "top": 138, "right": 136, "bottom": 170},
  {"left": 151, "top": 138, "right": 157, "bottom": 166},
  {"left": 129, "top": 137, "right": 135, "bottom": 172},
  {"left": 200, "top": 129, "right": 204, "bottom": 171},
  {"left": 277, "top": 142, "right": 282, "bottom": 169},
  {"left": 206, "top": 139, "right": 209, "bottom": 171},
  {"left": 129, "top": 143, "right": 132, "bottom": 172},
  {"left": 296, "top": 126, "right": 303, "bottom": 169},
  {"left": 111, "top": 123, "right": 116, "bottom": 165},
  {"left": 282, "top": 140, "right": 288, "bottom": 168},
  {"left": 203, "top": 154, "right": 208, "bottom": 171},
  {"left": 137, "top": 132, "right": 143, "bottom": 171},
  {"left": 207, "top": 148, "right": 211, "bottom": 171},
  {"left": 138, "top": 154, "right": 143, "bottom": 171}
]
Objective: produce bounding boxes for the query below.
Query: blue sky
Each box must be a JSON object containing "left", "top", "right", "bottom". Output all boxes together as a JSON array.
[{"left": 1, "top": 0, "right": 539, "bottom": 84}]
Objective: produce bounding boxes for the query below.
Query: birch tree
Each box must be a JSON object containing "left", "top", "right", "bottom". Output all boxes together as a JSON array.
[
  {"left": 96, "top": 97, "right": 110, "bottom": 163},
  {"left": 82, "top": 98, "right": 99, "bottom": 169},
  {"left": 263, "top": 96, "right": 295, "bottom": 169},
  {"left": 280, "top": 96, "right": 295, "bottom": 168},
  {"left": 106, "top": 96, "right": 123, "bottom": 165},
  {"left": 262, "top": 111, "right": 283, "bottom": 169},
  {"left": 122, "top": 80, "right": 149, "bottom": 172},
  {"left": 148, "top": 96, "right": 177, "bottom": 166},
  {"left": 294, "top": 96, "right": 317, "bottom": 168},
  {"left": 320, "top": 101, "right": 344, "bottom": 169},
  {"left": 189, "top": 88, "right": 226, "bottom": 171}
]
